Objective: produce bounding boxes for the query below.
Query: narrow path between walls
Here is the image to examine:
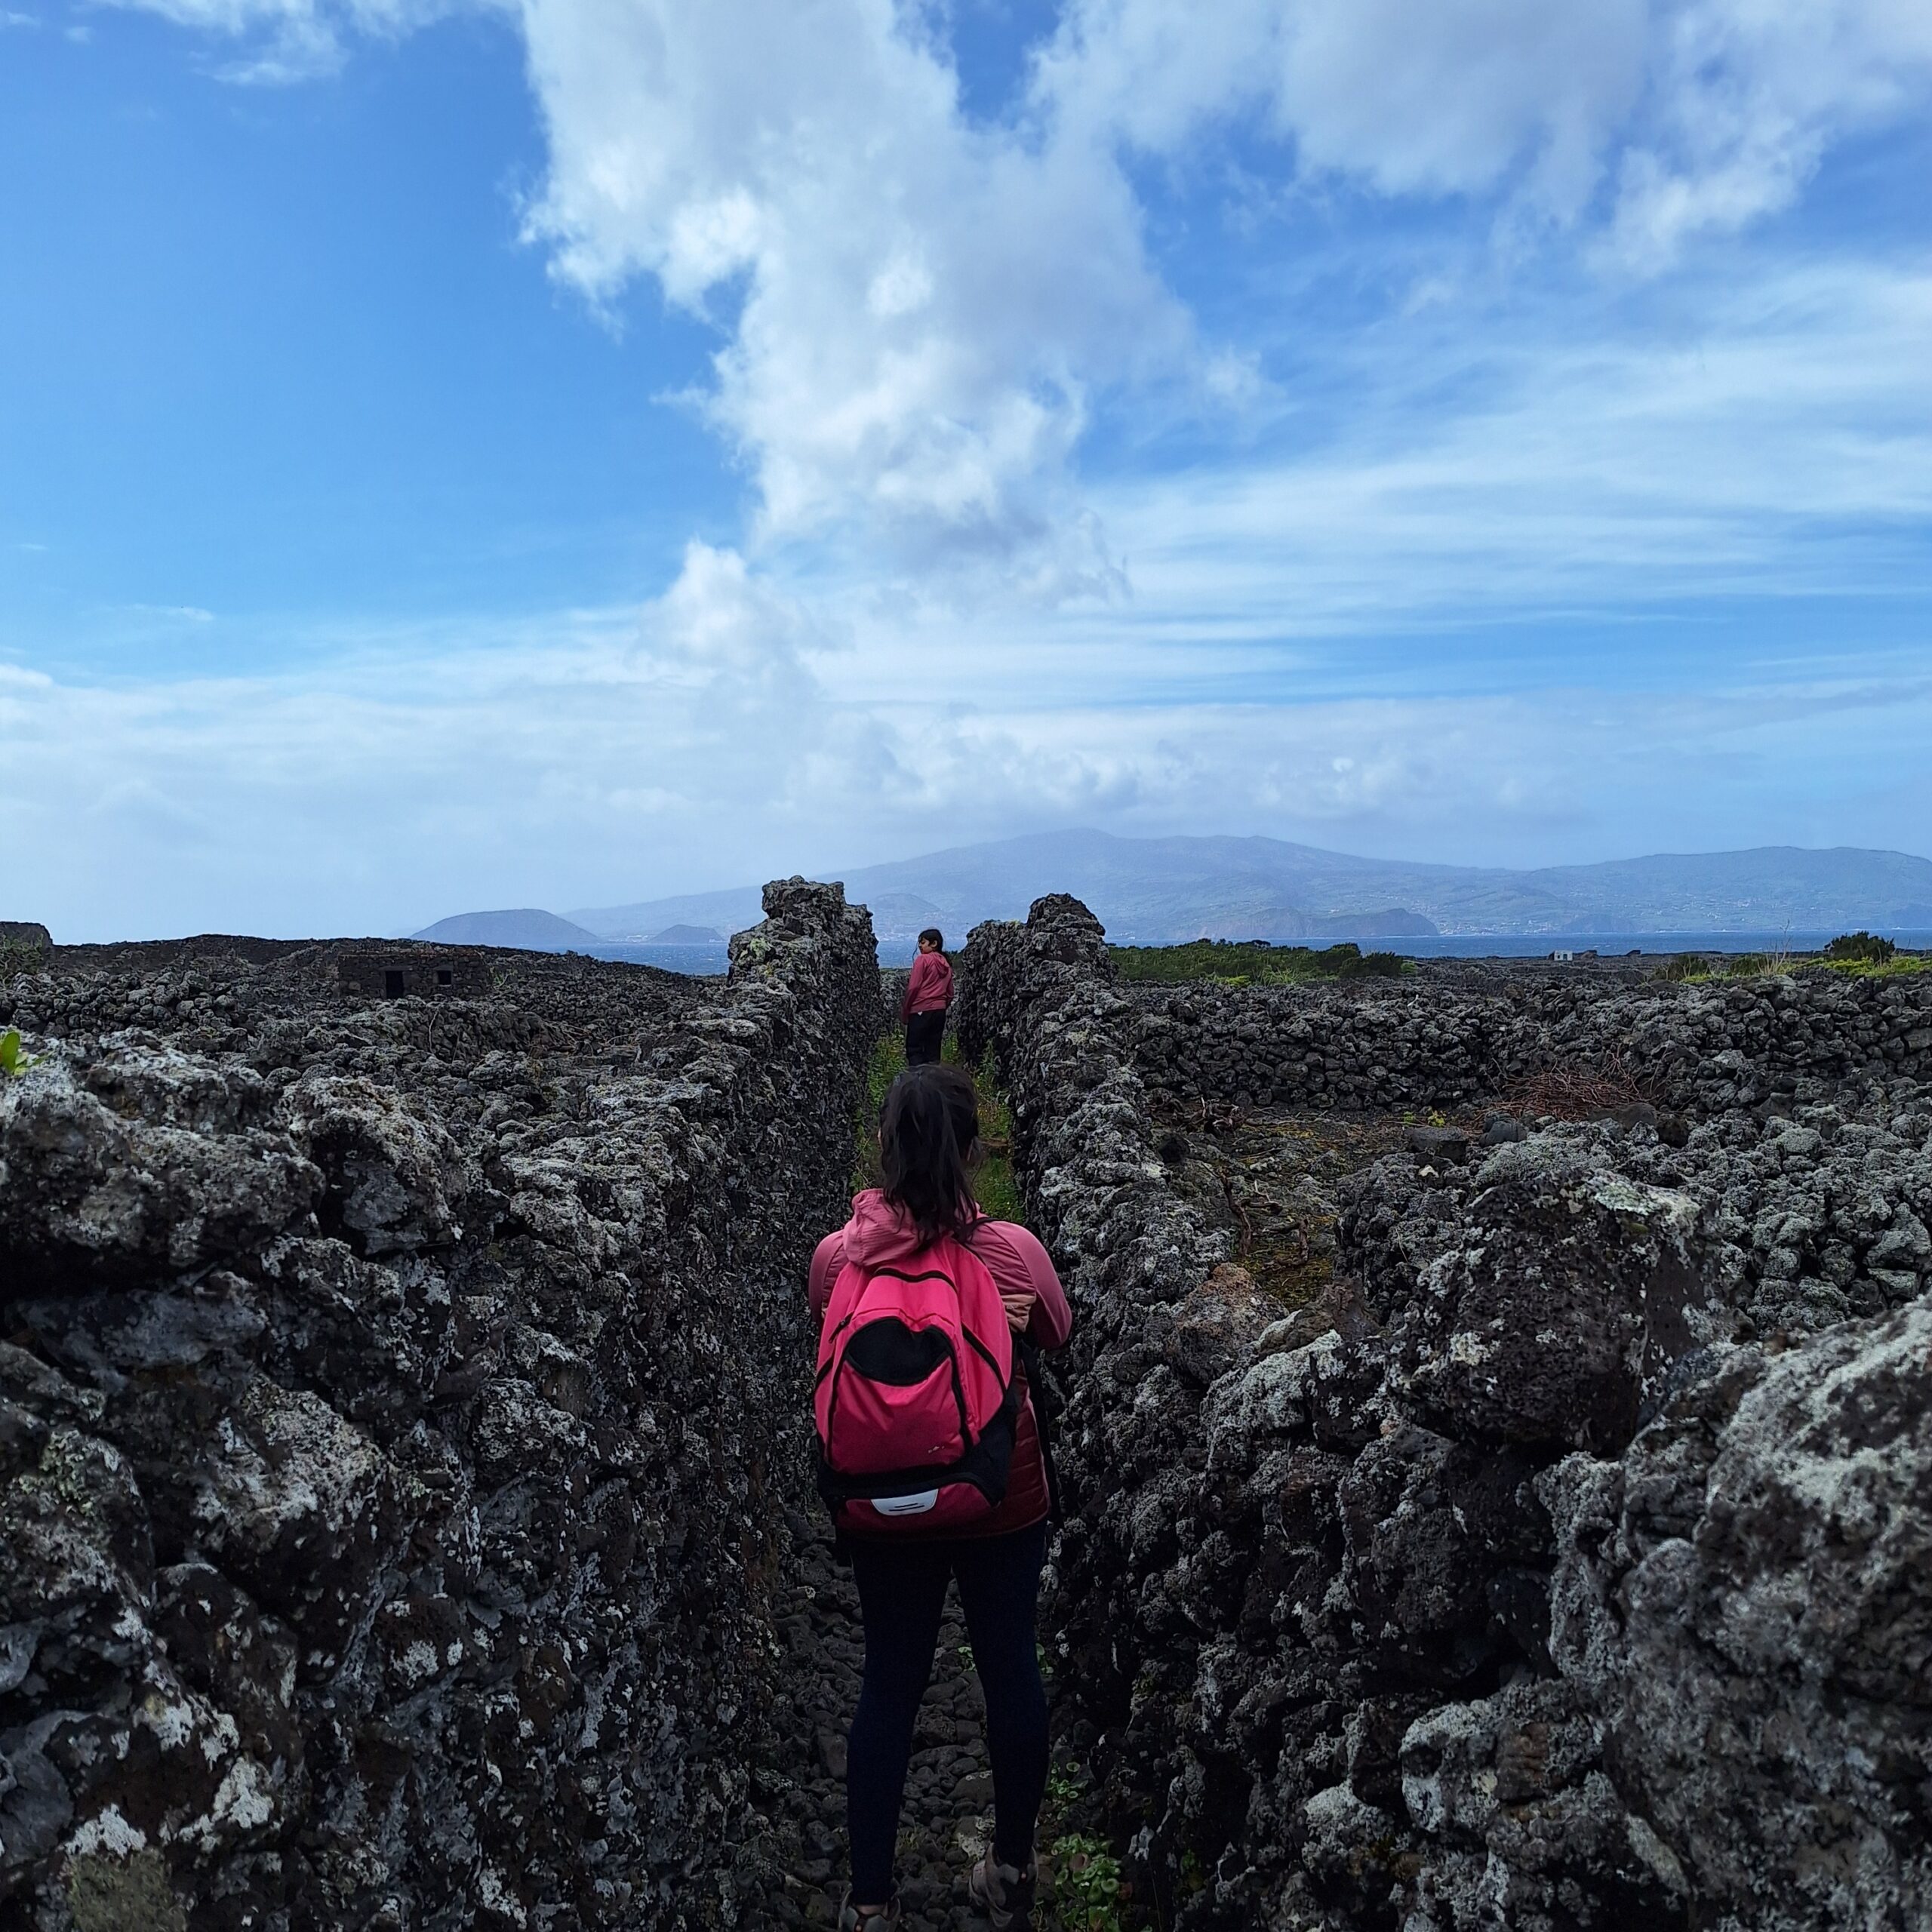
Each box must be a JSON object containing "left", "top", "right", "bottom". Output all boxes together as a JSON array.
[{"left": 749, "top": 1020, "right": 1120, "bottom": 1932}]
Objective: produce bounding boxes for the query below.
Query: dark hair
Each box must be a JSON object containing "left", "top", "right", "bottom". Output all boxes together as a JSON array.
[
  {"left": 918, "top": 928, "right": 945, "bottom": 950},
  {"left": 878, "top": 1062, "right": 982, "bottom": 1247}
]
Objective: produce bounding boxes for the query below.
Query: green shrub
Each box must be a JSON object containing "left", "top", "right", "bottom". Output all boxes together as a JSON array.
[
  {"left": 1654, "top": 955, "right": 1706, "bottom": 983},
  {"left": 1826, "top": 931, "right": 1897, "bottom": 964}
]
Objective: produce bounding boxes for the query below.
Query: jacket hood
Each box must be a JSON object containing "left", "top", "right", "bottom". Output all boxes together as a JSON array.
[{"left": 841, "top": 1187, "right": 978, "bottom": 1269}]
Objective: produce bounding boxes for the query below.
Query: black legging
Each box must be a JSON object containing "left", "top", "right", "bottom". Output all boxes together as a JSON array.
[
  {"left": 904, "top": 1009, "right": 946, "bottom": 1066},
  {"left": 845, "top": 1521, "right": 1050, "bottom": 1902}
]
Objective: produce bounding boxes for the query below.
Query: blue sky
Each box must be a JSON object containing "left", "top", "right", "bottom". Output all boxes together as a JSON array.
[{"left": 2, "top": 0, "right": 1929, "bottom": 939}]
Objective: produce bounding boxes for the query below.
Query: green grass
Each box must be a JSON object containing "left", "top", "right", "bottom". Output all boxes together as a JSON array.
[
  {"left": 1659, "top": 951, "right": 1928, "bottom": 984},
  {"left": 1110, "top": 938, "right": 1415, "bottom": 986},
  {"left": 1814, "top": 952, "right": 1930, "bottom": 979},
  {"left": 849, "top": 1028, "right": 1029, "bottom": 1226}
]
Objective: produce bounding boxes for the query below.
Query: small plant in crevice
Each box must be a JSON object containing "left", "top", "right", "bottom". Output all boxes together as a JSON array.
[
  {"left": 1044, "top": 1834, "right": 1130, "bottom": 1932},
  {"left": 1, "top": 1028, "right": 35, "bottom": 1078}
]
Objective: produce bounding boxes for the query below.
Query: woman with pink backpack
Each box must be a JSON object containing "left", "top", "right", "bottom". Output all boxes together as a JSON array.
[{"left": 809, "top": 1062, "right": 1072, "bottom": 1930}]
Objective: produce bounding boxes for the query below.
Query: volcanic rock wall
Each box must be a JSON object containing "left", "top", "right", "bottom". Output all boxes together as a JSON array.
[
  {"left": 0, "top": 881, "right": 877, "bottom": 1932},
  {"left": 956, "top": 897, "right": 1932, "bottom": 1932},
  {"left": 1128, "top": 968, "right": 1932, "bottom": 1114}
]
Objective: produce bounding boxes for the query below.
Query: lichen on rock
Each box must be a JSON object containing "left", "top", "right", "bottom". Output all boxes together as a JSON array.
[{"left": 0, "top": 880, "right": 878, "bottom": 1930}]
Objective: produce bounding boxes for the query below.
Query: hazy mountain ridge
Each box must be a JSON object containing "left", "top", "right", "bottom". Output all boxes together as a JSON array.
[{"left": 561, "top": 832, "right": 1932, "bottom": 944}]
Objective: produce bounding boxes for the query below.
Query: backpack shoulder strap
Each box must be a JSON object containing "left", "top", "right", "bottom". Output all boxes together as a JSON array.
[{"left": 1016, "top": 1334, "right": 1066, "bottom": 1526}]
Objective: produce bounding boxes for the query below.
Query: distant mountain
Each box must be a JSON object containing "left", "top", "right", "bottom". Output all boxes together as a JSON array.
[
  {"left": 1198, "top": 906, "right": 1439, "bottom": 942},
  {"left": 574, "top": 884, "right": 768, "bottom": 940},
  {"left": 568, "top": 832, "right": 1932, "bottom": 943},
  {"left": 646, "top": 924, "right": 727, "bottom": 945},
  {"left": 412, "top": 907, "right": 603, "bottom": 950}
]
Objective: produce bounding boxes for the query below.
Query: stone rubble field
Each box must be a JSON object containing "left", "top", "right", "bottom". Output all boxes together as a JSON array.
[
  {"left": 4, "top": 885, "right": 1930, "bottom": 1931},
  {"left": 957, "top": 897, "right": 1931, "bottom": 1932}
]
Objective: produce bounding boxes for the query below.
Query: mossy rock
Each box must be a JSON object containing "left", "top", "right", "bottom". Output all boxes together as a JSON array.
[{"left": 66, "top": 1850, "right": 187, "bottom": 1932}]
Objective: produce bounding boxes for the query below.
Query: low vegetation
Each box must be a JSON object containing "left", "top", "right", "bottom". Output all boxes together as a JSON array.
[
  {"left": 1657, "top": 931, "right": 1926, "bottom": 984},
  {"left": 1111, "top": 938, "right": 1414, "bottom": 986},
  {"left": 849, "top": 1028, "right": 1027, "bottom": 1225},
  {"left": 1505, "top": 1051, "right": 1660, "bottom": 1121},
  {"left": 1, "top": 1029, "right": 34, "bottom": 1078},
  {"left": 1826, "top": 931, "right": 1896, "bottom": 963}
]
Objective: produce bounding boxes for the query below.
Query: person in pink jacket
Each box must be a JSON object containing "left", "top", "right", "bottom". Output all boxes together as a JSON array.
[
  {"left": 900, "top": 928, "right": 952, "bottom": 1066},
  {"left": 810, "top": 1063, "right": 1072, "bottom": 1931}
]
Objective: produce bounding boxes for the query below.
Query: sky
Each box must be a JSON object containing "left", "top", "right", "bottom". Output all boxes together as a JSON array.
[{"left": 2, "top": 0, "right": 1930, "bottom": 940}]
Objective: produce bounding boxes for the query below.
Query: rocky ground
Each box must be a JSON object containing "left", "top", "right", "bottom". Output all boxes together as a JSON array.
[{"left": 7, "top": 884, "right": 1930, "bottom": 1931}]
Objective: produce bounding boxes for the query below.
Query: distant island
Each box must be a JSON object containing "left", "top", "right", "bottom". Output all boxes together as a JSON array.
[
  {"left": 414, "top": 831, "right": 1932, "bottom": 953},
  {"left": 645, "top": 924, "right": 726, "bottom": 946},
  {"left": 412, "top": 907, "right": 604, "bottom": 950},
  {"left": 564, "top": 832, "right": 1932, "bottom": 945}
]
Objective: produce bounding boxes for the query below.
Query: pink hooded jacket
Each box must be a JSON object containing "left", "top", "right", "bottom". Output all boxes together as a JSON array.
[
  {"left": 810, "top": 1189, "right": 1072, "bottom": 1538},
  {"left": 901, "top": 951, "right": 953, "bottom": 1018}
]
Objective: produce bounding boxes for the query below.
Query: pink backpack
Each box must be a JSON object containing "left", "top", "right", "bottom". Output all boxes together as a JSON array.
[{"left": 814, "top": 1232, "right": 1022, "bottom": 1534}]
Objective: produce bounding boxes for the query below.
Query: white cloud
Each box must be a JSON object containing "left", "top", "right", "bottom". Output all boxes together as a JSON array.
[
  {"left": 515, "top": 0, "right": 1185, "bottom": 583},
  {"left": 6, "top": 596, "right": 1926, "bottom": 940},
  {"left": 1607, "top": 0, "right": 1932, "bottom": 267},
  {"left": 91, "top": 0, "right": 460, "bottom": 80},
  {"left": 96, "top": 0, "right": 1932, "bottom": 565},
  {"left": 1035, "top": 0, "right": 1932, "bottom": 257},
  {"left": 1072, "top": 259, "right": 1932, "bottom": 639},
  {"left": 1035, "top": 0, "right": 1649, "bottom": 214}
]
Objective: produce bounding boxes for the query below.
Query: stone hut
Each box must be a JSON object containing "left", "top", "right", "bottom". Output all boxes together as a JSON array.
[{"left": 336, "top": 947, "right": 493, "bottom": 998}]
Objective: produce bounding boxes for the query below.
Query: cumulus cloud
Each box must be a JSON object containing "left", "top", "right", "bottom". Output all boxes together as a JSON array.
[
  {"left": 98, "top": 0, "right": 1932, "bottom": 562},
  {"left": 1035, "top": 0, "right": 1648, "bottom": 214},
  {"left": 515, "top": 0, "right": 1182, "bottom": 585},
  {"left": 1039, "top": 0, "right": 1932, "bottom": 251}
]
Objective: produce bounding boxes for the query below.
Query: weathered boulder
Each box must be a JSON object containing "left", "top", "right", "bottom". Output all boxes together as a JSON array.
[
  {"left": 1383, "top": 1140, "right": 1717, "bottom": 1454},
  {"left": 1398, "top": 1678, "right": 1690, "bottom": 1930},
  {"left": 1545, "top": 1294, "right": 1932, "bottom": 1932},
  {"left": 280, "top": 1072, "right": 475, "bottom": 1257},
  {"left": 0, "top": 1054, "right": 320, "bottom": 1290}
]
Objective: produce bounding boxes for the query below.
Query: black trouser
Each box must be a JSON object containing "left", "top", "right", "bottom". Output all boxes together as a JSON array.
[
  {"left": 904, "top": 1008, "right": 945, "bottom": 1066},
  {"left": 845, "top": 1522, "right": 1050, "bottom": 1902}
]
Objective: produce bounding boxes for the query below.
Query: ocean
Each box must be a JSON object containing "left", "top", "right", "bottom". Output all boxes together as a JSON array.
[{"left": 586, "top": 930, "right": 1932, "bottom": 978}]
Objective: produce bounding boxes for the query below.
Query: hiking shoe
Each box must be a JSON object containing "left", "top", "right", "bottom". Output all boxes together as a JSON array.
[
  {"left": 837, "top": 1891, "right": 900, "bottom": 1930},
  {"left": 969, "top": 1854, "right": 1035, "bottom": 1929}
]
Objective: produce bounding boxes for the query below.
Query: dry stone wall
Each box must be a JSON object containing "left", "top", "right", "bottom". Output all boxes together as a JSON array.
[
  {"left": 1128, "top": 969, "right": 1932, "bottom": 1115},
  {"left": 0, "top": 881, "right": 878, "bottom": 1932},
  {"left": 956, "top": 897, "right": 1932, "bottom": 1932}
]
